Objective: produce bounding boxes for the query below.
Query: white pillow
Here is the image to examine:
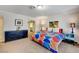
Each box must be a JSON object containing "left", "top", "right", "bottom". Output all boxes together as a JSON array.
[
  {"left": 53, "top": 28, "right": 59, "bottom": 32},
  {"left": 48, "top": 28, "right": 53, "bottom": 32}
]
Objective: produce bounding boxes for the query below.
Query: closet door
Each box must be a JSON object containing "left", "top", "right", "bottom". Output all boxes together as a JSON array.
[{"left": 0, "top": 16, "right": 4, "bottom": 42}]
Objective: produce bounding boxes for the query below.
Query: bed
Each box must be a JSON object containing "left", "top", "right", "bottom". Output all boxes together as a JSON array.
[{"left": 31, "top": 31, "right": 64, "bottom": 53}]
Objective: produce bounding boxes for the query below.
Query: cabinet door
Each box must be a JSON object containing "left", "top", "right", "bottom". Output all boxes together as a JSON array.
[{"left": 0, "top": 16, "right": 4, "bottom": 42}]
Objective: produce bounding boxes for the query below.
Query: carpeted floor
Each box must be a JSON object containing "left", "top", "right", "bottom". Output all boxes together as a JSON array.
[{"left": 0, "top": 38, "right": 79, "bottom": 53}]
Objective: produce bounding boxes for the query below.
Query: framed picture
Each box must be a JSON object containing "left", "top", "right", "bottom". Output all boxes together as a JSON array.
[
  {"left": 49, "top": 21, "right": 59, "bottom": 28},
  {"left": 15, "top": 19, "right": 23, "bottom": 26},
  {"left": 53, "top": 21, "right": 59, "bottom": 28},
  {"left": 49, "top": 22, "right": 53, "bottom": 28}
]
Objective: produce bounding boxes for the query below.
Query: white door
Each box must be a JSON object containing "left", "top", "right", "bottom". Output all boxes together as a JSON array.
[{"left": 0, "top": 16, "right": 4, "bottom": 42}]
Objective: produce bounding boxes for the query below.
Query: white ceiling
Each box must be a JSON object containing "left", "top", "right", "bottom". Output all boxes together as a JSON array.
[{"left": 0, "top": 5, "right": 78, "bottom": 17}]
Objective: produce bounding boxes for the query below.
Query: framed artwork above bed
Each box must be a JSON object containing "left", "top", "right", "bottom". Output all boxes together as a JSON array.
[{"left": 49, "top": 21, "right": 59, "bottom": 28}]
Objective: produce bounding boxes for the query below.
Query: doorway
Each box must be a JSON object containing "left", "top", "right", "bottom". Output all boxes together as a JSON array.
[
  {"left": 28, "top": 20, "right": 35, "bottom": 38},
  {"left": 0, "top": 16, "right": 4, "bottom": 42}
]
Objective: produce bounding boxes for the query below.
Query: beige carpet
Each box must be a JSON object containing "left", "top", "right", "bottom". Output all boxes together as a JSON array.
[{"left": 0, "top": 38, "right": 79, "bottom": 53}]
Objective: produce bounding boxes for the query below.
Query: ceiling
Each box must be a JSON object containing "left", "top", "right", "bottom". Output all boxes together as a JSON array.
[{"left": 0, "top": 5, "right": 78, "bottom": 17}]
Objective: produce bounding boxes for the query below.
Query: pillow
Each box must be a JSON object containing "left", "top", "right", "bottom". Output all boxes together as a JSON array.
[
  {"left": 53, "top": 28, "right": 59, "bottom": 32},
  {"left": 48, "top": 28, "right": 53, "bottom": 32}
]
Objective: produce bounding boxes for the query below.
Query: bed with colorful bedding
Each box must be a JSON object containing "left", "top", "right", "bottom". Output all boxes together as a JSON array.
[{"left": 31, "top": 31, "right": 64, "bottom": 53}]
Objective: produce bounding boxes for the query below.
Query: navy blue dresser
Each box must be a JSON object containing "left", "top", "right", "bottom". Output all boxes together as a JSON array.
[{"left": 5, "top": 30, "right": 28, "bottom": 42}]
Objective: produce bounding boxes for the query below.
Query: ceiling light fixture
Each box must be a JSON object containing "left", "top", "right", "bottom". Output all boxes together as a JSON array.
[
  {"left": 31, "top": 5, "right": 46, "bottom": 10},
  {"left": 36, "top": 5, "right": 43, "bottom": 9}
]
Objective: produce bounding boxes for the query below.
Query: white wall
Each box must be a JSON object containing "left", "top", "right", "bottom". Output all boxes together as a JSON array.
[
  {"left": 34, "top": 16, "right": 49, "bottom": 32},
  {"left": 34, "top": 15, "right": 79, "bottom": 42},
  {"left": 0, "top": 11, "right": 30, "bottom": 31},
  {"left": 34, "top": 15, "right": 77, "bottom": 33},
  {"left": 0, "top": 10, "right": 78, "bottom": 42},
  {"left": 0, "top": 10, "right": 77, "bottom": 33}
]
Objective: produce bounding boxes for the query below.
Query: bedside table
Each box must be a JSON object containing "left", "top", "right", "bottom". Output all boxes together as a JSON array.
[{"left": 62, "top": 33, "right": 76, "bottom": 45}]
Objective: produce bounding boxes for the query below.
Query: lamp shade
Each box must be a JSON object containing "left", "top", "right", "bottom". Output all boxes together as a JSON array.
[{"left": 70, "top": 23, "right": 75, "bottom": 28}]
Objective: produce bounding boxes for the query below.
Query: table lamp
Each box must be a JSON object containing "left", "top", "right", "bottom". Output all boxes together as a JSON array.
[{"left": 70, "top": 23, "right": 75, "bottom": 33}]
